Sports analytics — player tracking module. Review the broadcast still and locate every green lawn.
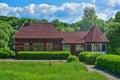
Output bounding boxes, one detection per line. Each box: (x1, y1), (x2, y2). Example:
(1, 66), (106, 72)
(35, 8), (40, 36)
(0, 61), (107, 80)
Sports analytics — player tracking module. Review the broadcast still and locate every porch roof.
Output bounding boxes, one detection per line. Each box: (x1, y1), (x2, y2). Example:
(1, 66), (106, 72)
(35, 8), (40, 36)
(84, 23), (109, 43)
(62, 32), (88, 44)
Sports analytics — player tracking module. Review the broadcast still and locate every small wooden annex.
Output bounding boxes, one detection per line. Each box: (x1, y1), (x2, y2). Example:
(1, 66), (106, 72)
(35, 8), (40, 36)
(13, 21), (109, 55)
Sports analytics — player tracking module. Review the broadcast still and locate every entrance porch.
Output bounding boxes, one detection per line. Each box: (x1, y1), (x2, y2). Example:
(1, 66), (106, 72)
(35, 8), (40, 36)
(62, 43), (107, 55)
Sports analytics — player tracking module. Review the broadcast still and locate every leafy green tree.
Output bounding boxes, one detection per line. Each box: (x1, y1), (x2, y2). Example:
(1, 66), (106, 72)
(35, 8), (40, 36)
(106, 11), (120, 54)
(52, 19), (74, 32)
(72, 7), (106, 32)
(0, 21), (15, 49)
(81, 7), (97, 31)
(115, 11), (120, 22)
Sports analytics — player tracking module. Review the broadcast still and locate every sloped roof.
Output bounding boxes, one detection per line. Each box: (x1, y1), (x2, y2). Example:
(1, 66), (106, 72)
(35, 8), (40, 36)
(13, 22), (63, 39)
(62, 31), (88, 44)
(13, 22), (109, 43)
(85, 23), (109, 43)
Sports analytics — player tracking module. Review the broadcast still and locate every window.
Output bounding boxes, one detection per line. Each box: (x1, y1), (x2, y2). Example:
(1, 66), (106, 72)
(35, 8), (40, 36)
(63, 45), (70, 51)
(93, 44), (100, 51)
(33, 43), (42, 51)
(76, 45), (84, 51)
(47, 43), (52, 51)
(24, 43), (29, 51)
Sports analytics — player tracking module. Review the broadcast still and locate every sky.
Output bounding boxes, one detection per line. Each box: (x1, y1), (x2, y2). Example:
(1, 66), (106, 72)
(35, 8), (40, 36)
(0, 0), (120, 23)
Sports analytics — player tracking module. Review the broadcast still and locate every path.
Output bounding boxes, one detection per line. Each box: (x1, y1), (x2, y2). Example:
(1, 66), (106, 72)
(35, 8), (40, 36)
(86, 64), (120, 80)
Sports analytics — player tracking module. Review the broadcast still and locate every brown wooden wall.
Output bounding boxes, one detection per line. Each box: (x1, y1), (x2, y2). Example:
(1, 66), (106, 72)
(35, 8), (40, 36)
(15, 38), (62, 51)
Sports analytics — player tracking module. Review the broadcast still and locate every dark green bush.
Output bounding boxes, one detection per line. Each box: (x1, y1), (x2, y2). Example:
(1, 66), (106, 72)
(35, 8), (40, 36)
(85, 52), (102, 65)
(67, 55), (79, 62)
(0, 49), (15, 58)
(95, 54), (120, 75)
(78, 51), (90, 62)
(17, 51), (70, 60)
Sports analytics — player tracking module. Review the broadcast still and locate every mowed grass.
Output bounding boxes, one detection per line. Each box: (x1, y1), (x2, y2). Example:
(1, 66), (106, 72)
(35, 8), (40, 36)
(0, 61), (107, 80)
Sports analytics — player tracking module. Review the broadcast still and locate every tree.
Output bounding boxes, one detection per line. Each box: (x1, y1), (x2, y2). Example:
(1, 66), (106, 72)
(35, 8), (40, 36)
(81, 7), (97, 31)
(0, 21), (15, 49)
(115, 11), (120, 22)
(72, 7), (106, 32)
(106, 11), (120, 54)
(51, 19), (74, 32)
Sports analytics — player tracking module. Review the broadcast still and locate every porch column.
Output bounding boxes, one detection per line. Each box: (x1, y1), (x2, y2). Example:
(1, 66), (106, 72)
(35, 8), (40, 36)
(105, 44), (107, 53)
(99, 44), (102, 52)
(30, 41), (33, 51)
(91, 44), (94, 52)
(70, 44), (76, 55)
(43, 42), (47, 51)
(85, 43), (87, 51)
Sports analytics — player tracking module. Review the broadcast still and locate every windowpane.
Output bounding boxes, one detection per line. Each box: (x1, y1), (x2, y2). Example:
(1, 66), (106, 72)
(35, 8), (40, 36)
(47, 43), (52, 51)
(33, 43), (42, 51)
(24, 43), (29, 51)
(76, 45), (84, 51)
(93, 44), (100, 51)
(63, 45), (70, 51)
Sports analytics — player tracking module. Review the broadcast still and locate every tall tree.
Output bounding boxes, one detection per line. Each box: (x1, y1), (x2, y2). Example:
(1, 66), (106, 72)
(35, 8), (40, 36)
(106, 11), (120, 54)
(72, 7), (106, 32)
(115, 11), (120, 22)
(52, 19), (74, 32)
(0, 21), (15, 49)
(81, 7), (97, 31)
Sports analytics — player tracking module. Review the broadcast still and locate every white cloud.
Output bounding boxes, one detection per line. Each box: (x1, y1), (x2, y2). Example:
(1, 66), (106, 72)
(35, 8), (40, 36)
(0, 3), (11, 16)
(95, 0), (120, 7)
(108, 0), (120, 6)
(92, 0), (96, 3)
(97, 13), (107, 20)
(0, 2), (95, 23)
(0, 2), (119, 23)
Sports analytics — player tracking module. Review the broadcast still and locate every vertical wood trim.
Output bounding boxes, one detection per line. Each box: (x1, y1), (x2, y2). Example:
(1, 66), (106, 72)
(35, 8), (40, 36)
(91, 44), (94, 52)
(99, 44), (102, 52)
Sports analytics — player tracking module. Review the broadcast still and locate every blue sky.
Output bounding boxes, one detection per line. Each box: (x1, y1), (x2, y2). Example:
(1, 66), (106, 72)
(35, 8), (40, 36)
(0, 0), (120, 23)
(0, 0), (92, 7)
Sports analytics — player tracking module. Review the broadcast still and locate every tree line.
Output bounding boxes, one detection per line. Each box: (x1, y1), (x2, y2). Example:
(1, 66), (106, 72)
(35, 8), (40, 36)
(0, 7), (120, 54)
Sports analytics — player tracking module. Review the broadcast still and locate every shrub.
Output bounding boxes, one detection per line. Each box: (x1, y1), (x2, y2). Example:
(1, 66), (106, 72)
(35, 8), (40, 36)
(85, 52), (102, 65)
(95, 54), (120, 75)
(0, 51), (9, 58)
(78, 51), (90, 62)
(17, 51), (70, 60)
(0, 49), (15, 58)
(67, 55), (79, 62)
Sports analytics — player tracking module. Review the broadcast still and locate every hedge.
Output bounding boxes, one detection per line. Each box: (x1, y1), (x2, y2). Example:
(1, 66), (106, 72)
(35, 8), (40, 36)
(95, 54), (120, 75)
(0, 49), (15, 58)
(67, 55), (79, 62)
(85, 52), (102, 65)
(78, 51), (91, 62)
(17, 51), (70, 60)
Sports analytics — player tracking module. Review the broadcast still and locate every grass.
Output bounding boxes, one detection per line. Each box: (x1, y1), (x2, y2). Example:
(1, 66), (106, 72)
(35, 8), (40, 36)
(0, 61), (107, 80)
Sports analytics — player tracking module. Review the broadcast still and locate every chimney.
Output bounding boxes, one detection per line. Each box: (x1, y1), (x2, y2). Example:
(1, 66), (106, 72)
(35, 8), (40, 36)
(27, 19), (31, 26)
(23, 19), (31, 27)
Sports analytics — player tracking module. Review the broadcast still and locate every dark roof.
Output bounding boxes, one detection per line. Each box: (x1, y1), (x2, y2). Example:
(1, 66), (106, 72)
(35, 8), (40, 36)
(13, 22), (63, 39)
(62, 31), (88, 44)
(85, 23), (109, 43)
(13, 22), (109, 43)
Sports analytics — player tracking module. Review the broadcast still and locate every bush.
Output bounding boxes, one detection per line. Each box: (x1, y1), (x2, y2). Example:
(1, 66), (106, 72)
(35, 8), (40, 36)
(67, 55), (79, 62)
(95, 54), (120, 75)
(17, 51), (70, 60)
(85, 52), (102, 65)
(0, 51), (9, 58)
(78, 51), (90, 62)
(0, 49), (15, 58)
